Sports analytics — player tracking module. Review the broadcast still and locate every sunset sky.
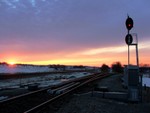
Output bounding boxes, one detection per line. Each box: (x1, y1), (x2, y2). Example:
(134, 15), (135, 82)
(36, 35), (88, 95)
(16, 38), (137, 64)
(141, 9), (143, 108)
(0, 0), (150, 66)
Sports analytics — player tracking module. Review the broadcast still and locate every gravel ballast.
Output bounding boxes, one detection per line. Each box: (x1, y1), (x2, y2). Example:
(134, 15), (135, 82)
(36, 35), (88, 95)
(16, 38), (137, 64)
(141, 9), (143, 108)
(55, 74), (150, 113)
(56, 94), (150, 113)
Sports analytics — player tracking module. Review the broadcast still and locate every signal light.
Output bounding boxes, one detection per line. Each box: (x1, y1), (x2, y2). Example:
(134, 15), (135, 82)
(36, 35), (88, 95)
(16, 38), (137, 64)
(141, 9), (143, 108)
(125, 34), (133, 45)
(126, 16), (133, 31)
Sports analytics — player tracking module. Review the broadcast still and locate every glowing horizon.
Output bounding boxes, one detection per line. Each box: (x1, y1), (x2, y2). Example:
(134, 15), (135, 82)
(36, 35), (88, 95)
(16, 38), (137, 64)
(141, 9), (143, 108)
(2, 40), (150, 67)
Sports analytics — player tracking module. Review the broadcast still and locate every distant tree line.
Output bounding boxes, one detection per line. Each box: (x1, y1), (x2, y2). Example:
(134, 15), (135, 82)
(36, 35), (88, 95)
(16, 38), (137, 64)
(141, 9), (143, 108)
(111, 62), (123, 73)
(0, 62), (9, 65)
(101, 62), (150, 74)
(101, 62), (123, 73)
(101, 64), (110, 73)
(139, 66), (150, 73)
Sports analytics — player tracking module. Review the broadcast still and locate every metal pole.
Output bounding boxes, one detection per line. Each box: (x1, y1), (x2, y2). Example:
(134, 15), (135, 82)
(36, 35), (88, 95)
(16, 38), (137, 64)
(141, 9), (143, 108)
(127, 30), (130, 100)
(128, 30), (130, 65)
(128, 45), (130, 65)
(135, 34), (139, 67)
(136, 45), (139, 66)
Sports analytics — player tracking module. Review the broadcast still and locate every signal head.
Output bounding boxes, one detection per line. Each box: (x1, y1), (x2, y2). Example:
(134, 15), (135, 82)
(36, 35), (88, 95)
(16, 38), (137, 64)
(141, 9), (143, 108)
(126, 16), (133, 31)
(125, 34), (133, 45)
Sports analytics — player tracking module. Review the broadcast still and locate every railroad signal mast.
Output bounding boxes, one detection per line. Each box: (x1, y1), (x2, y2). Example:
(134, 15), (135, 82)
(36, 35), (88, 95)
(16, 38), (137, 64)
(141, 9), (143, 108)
(125, 16), (142, 102)
(125, 16), (135, 65)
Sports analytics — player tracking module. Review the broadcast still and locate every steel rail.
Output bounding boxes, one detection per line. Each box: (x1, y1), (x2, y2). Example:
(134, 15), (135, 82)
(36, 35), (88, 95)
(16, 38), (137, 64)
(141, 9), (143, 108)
(0, 73), (101, 106)
(24, 73), (111, 113)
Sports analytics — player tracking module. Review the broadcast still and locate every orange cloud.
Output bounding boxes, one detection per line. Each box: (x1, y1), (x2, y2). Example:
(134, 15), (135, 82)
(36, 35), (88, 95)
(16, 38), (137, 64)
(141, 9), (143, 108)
(1, 40), (149, 66)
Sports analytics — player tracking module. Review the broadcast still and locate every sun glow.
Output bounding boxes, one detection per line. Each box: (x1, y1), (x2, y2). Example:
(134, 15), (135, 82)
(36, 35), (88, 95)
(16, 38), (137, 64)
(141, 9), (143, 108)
(8, 61), (16, 66)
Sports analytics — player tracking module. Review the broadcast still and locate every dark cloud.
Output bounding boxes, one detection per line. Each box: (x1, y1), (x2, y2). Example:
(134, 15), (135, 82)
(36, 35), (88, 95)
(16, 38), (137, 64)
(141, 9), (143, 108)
(0, 0), (150, 54)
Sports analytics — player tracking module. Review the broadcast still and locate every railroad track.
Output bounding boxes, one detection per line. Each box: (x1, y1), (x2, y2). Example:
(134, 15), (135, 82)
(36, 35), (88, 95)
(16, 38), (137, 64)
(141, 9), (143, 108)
(0, 73), (112, 113)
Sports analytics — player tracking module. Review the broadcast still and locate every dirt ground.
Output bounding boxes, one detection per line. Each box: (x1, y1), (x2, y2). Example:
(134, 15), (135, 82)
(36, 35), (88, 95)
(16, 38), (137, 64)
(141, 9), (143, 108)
(55, 74), (150, 113)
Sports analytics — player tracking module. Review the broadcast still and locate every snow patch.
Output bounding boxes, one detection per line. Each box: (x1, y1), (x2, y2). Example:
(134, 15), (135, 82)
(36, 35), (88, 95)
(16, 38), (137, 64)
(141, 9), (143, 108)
(0, 96), (8, 101)
(0, 65), (54, 74)
(0, 72), (91, 89)
(143, 77), (150, 87)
